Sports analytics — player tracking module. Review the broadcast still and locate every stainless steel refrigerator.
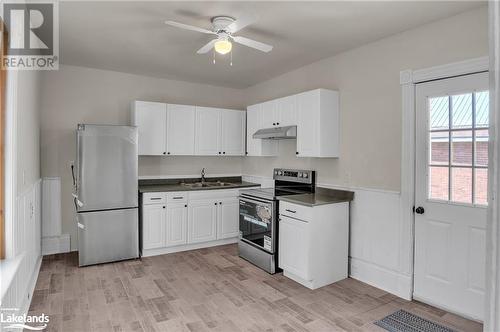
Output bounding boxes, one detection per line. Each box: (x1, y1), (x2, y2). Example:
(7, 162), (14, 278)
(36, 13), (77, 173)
(73, 124), (139, 266)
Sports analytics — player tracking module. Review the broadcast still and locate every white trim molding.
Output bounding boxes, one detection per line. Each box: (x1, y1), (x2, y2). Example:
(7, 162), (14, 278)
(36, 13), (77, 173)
(485, 1), (500, 331)
(400, 56), (489, 305)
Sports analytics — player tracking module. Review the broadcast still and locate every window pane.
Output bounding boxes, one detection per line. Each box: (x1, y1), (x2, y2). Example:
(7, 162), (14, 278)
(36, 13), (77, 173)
(474, 168), (488, 205)
(475, 129), (489, 167)
(475, 91), (489, 128)
(430, 132), (449, 165)
(451, 167), (472, 204)
(452, 93), (472, 129)
(429, 166), (449, 200)
(430, 96), (449, 130)
(451, 130), (472, 166)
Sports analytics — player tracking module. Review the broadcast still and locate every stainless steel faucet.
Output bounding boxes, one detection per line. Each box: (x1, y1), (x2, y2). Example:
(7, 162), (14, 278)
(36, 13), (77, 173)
(201, 168), (206, 183)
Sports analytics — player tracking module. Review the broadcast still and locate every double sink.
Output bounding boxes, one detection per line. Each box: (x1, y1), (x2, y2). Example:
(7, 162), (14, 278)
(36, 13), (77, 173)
(180, 181), (234, 188)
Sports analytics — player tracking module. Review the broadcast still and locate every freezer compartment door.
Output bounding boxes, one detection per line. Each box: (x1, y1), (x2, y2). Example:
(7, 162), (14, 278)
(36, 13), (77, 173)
(78, 208), (139, 266)
(77, 124), (138, 211)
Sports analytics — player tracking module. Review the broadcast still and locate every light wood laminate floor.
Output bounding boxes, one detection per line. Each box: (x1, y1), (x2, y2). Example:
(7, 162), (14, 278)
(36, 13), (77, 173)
(29, 244), (482, 332)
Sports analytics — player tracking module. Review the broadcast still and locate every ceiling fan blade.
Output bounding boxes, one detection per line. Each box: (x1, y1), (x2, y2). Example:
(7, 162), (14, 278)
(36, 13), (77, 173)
(165, 20), (215, 34)
(231, 36), (273, 53)
(226, 15), (257, 34)
(197, 39), (217, 54)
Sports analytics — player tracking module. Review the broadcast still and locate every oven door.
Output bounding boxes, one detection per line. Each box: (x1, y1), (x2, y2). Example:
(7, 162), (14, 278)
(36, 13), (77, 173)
(239, 196), (276, 253)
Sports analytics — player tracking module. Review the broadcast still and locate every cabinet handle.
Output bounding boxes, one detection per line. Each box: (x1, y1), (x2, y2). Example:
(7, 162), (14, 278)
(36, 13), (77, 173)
(173, 196), (184, 200)
(163, 152), (166, 155)
(273, 123), (276, 126)
(219, 202), (222, 205)
(150, 197), (162, 200)
(163, 206), (166, 209)
(167, 152), (171, 155)
(277, 122), (280, 125)
(218, 152), (221, 154)
(223, 152), (226, 154)
(296, 152), (299, 155)
(184, 204), (187, 208)
(214, 202), (217, 205)
(285, 209), (296, 214)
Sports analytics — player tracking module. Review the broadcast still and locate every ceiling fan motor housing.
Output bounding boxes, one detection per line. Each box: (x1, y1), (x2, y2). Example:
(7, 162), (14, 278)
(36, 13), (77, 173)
(211, 16), (235, 33)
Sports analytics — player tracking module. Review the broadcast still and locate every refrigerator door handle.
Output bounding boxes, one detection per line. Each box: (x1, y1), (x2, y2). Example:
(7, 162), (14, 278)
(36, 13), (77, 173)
(72, 193), (84, 207)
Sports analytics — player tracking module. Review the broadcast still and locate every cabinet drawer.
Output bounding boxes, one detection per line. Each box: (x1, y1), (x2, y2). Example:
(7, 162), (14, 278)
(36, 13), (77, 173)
(142, 193), (166, 205)
(167, 192), (188, 203)
(279, 201), (311, 221)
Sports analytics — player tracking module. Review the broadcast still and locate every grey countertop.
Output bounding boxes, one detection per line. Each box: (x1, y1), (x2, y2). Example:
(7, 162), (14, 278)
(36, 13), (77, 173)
(278, 187), (354, 207)
(138, 176), (260, 193)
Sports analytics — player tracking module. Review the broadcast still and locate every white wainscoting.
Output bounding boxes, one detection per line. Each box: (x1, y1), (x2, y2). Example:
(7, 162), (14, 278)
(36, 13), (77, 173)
(41, 177), (70, 255)
(242, 175), (412, 299)
(1, 179), (42, 316)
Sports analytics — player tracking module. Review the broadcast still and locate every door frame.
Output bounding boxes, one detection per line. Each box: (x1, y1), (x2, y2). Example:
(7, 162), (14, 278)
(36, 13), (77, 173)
(399, 56), (489, 302)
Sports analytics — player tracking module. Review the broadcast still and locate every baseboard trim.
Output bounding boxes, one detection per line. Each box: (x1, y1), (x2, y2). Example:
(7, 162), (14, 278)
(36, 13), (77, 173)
(349, 257), (412, 300)
(142, 237), (238, 257)
(19, 255), (42, 316)
(42, 234), (70, 255)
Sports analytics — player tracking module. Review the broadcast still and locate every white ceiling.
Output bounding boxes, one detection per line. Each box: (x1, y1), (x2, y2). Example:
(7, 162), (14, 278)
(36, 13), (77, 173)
(60, 1), (485, 88)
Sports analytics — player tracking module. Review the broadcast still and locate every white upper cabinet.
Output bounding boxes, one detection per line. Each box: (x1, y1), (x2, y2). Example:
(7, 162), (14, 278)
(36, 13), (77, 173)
(166, 104), (195, 155)
(195, 107), (245, 156)
(221, 110), (245, 156)
(275, 95), (297, 127)
(131, 101), (166, 155)
(296, 89), (339, 158)
(133, 101), (245, 157)
(195, 107), (221, 155)
(246, 88), (339, 158)
(246, 104), (278, 157)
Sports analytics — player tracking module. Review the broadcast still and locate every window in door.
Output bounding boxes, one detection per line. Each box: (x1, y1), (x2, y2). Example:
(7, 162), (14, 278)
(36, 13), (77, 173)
(428, 90), (489, 205)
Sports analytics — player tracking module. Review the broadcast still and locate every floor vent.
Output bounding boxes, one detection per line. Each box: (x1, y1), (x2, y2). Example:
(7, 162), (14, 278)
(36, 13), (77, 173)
(374, 309), (456, 332)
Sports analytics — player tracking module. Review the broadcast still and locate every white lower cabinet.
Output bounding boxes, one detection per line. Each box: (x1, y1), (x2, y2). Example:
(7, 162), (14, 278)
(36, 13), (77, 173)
(188, 199), (218, 243)
(141, 189), (243, 256)
(217, 197), (240, 239)
(166, 202), (188, 246)
(142, 204), (166, 250)
(279, 215), (309, 280)
(279, 200), (349, 289)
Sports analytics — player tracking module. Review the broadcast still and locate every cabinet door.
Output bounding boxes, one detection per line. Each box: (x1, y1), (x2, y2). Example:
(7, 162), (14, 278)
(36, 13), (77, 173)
(296, 90), (319, 157)
(166, 104), (195, 155)
(166, 202), (187, 247)
(279, 215), (309, 280)
(132, 101), (166, 155)
(217, 197), (240, 239)
(276, 95), (297, 127)
(261, 100), (277, 127)
(221, 110), (245, 156)
(188, 199), (217, 243)
(142, 204), (166, 249)
(195, 107), (221, 155)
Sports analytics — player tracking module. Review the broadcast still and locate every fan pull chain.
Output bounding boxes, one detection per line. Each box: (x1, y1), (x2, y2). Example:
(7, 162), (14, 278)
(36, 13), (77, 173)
(213, 49), (216, 64)
(230, 50), (233, 66)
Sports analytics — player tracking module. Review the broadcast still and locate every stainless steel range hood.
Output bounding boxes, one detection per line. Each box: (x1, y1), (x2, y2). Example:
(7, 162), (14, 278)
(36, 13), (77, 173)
(253, 125), (297, 139)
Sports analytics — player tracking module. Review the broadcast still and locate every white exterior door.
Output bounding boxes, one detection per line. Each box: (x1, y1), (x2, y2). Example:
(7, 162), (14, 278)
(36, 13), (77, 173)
(142, 204), (166, 249)
(166, 104), (195, 155)
(195, 107), (221, 155)
(221, 110), (245, 156)
(166, 203), (187, 247)
(217, 197), (239, 239)
(414, 72), (489, 320)
(188, 199), (217, 243)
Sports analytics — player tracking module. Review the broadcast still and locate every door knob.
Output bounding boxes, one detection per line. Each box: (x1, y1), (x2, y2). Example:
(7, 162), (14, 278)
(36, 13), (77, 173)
(415, 206), (425, 214)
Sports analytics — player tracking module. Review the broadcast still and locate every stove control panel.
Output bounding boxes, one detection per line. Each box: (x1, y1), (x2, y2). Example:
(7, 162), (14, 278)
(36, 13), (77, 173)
(273, 168), (314, 184)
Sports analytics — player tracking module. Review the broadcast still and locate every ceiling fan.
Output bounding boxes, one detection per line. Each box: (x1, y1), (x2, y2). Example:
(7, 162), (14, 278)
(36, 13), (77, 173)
(165, 16), (273, 56)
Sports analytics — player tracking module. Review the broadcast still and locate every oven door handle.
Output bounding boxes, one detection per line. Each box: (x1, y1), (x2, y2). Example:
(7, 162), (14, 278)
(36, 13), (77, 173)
(239, 196), (274, 206)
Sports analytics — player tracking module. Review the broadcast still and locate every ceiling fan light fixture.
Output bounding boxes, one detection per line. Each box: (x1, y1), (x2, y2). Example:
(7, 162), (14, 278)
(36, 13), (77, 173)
(214, 38), (232, 55)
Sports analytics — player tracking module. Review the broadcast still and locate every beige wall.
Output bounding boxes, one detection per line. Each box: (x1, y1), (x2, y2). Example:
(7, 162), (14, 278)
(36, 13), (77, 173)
(40, 65), (246, 250)
(243, 6), (489, 191)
